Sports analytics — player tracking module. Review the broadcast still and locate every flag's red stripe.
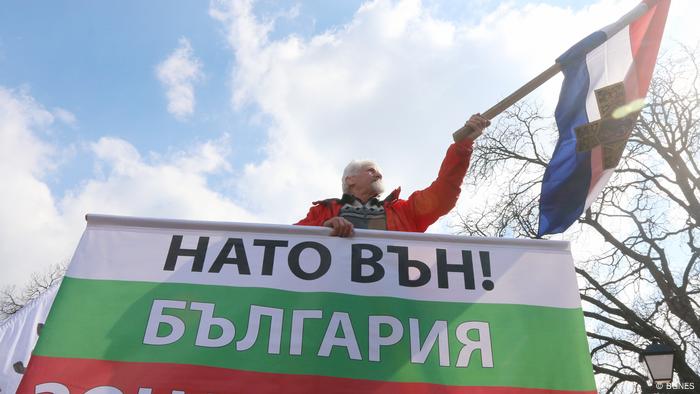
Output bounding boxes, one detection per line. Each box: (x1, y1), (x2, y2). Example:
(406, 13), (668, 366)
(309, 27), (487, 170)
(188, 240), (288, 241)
(626, 0), (670, 99)
(20, 355), (596, 394)
(587, 146), (605, 198)
(587, 0), (670, 201)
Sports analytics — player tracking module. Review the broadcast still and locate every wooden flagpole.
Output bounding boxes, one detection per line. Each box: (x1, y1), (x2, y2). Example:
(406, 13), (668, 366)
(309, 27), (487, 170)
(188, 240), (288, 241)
(453, 63), (561, 142)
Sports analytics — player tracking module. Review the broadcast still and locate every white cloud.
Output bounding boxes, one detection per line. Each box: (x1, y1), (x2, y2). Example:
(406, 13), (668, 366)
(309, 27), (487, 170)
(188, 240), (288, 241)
(52, 107), (77, 126)
(156, 37), (203, 120)
(0, 87), (72, 290)
(665, 0), (700, 45)
(59, 135), (254, 229)
(0, 87), (256, 290)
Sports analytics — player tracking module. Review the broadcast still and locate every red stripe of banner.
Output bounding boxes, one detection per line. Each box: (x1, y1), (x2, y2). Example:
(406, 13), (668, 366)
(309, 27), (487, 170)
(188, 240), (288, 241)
(20, 355), (596, 394)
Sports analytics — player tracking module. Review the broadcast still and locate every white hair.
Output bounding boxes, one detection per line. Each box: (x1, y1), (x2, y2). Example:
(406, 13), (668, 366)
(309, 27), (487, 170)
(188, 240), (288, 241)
(342, 159), (379, 194)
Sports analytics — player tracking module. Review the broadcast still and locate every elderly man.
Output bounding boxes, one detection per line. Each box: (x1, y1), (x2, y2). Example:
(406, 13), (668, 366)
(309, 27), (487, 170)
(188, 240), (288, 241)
(296, 114), (490, 236)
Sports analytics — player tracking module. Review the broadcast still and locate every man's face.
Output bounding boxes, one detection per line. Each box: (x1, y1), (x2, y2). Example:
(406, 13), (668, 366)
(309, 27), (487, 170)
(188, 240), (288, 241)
(349, 164), (384, 197)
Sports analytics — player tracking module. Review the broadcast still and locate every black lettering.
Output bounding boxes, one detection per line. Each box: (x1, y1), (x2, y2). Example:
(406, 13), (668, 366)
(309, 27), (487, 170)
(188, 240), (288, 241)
(387, 245), (430, 287)
(164, 235), (209, 272)
(479, 251), (494, 291)
(253, 239), (289, 275)
(351, 243), (384, 283)
(288, 242), (331, 280)
(436, 249), (475, 289)
(209, 238), (250, 274)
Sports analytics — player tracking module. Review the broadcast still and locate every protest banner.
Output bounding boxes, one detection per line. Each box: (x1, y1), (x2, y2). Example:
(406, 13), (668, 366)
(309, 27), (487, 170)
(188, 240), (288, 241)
(19, 214), (596, 393)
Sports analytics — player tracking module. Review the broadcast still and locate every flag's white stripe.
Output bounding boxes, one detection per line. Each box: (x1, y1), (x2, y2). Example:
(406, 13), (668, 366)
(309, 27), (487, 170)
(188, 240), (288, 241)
(66, 223), (582, 309)
(582, 24), (634, 208)
(584, 25), (634, 122)
(585, 169), (614, 209)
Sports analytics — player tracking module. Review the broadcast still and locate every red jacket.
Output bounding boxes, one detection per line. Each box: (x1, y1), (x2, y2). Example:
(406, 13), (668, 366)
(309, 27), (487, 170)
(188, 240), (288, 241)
(295, 139), (474, 232)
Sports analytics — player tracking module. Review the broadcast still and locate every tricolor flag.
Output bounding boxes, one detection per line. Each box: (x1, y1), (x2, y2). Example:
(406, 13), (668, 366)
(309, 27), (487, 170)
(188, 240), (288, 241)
(537, 0), (671, 237)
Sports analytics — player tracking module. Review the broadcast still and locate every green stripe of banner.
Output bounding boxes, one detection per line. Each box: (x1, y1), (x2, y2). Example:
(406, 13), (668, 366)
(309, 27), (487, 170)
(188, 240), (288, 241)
(37, 277), (595, 391)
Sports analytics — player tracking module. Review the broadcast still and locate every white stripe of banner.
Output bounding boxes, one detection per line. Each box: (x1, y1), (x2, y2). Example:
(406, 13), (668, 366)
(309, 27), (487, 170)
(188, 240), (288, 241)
(66, 215), (582, 309)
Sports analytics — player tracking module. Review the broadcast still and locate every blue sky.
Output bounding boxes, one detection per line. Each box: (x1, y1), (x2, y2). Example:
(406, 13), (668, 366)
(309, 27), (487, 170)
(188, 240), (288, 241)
(1, 0), (698, 290)
(2, 1), (247, 190)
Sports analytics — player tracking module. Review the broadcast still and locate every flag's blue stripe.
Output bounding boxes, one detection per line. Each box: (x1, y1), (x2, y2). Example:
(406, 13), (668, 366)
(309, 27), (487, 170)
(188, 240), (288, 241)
(556, 31), (607, 67)
(537, 54), (593, 237)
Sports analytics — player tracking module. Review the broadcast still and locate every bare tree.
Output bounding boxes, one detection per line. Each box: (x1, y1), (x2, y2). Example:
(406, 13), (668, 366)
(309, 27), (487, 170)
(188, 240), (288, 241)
(456, 45), (700, 393)
(0, 263), (66, 322)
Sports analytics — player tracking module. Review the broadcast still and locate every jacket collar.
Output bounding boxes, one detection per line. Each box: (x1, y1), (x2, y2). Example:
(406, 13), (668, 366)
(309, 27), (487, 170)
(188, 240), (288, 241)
(312, 187), (401, 207)
(382, 187), (401, 204)
(340, 193), (382, 206)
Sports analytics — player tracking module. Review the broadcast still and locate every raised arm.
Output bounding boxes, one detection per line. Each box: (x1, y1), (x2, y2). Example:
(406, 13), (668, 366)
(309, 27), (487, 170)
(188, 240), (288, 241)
(402, 114), (489, 231)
